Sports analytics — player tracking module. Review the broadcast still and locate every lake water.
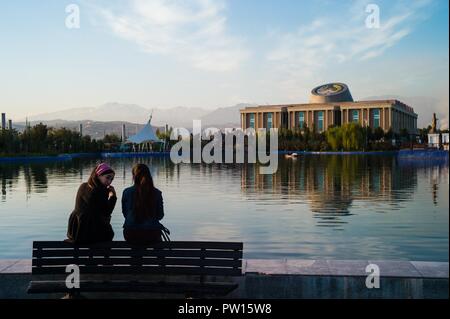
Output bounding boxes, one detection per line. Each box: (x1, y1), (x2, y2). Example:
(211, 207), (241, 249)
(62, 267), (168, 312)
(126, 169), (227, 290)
(0, 155), (448, 261)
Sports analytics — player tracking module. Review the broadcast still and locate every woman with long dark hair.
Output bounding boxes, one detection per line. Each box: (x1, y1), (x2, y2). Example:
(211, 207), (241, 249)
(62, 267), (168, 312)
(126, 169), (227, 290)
(122, 163), (164, 244)
(66, 163), (116, 244)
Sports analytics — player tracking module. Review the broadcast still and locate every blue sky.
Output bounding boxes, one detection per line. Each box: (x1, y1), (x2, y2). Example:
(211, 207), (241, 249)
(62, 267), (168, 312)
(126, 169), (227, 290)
(0, 0), (448, 126)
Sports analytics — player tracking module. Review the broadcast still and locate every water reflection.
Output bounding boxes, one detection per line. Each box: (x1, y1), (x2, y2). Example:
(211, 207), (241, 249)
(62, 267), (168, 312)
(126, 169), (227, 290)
(1, 156), (447, 216)
(1, 161), (84, 200)
(240, 155), (445, 228)
(0, 155), (448, 260)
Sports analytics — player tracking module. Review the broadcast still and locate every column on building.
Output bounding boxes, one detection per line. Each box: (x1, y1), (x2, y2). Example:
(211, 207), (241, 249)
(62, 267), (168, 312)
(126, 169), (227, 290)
(392, 109), (395, 132)
(387, 107), (391, 131)
(401, 111), (404, 131)
(273, 111), (276, 128)
(402, 111), (405, 131)
(393, 108), (396, 132)
(362, 108), (366, 126)
(406, 114), (409, 132)
(405, 112), (407, 131)
(384, 107), (389, 131)
(306, 110), (310, 128)
(260, 112), (264, 129)
(292, 111), (296, 129)
(277, 111), (281, 128)
(305, 110), (309, 128)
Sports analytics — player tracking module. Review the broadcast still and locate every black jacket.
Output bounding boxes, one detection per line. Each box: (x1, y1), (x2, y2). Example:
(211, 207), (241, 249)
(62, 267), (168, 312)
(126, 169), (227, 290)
(66, 182), (116, 244)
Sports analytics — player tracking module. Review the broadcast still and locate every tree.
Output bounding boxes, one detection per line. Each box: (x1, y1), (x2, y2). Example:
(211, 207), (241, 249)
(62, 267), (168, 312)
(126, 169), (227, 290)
(399, 128), (410, 141)
(326, 126), (343, 151)
(102, 134), (121, 144)
(341, 123), (365, 151)
(373, 127), (384, 141)
(384, 128), (394, 140)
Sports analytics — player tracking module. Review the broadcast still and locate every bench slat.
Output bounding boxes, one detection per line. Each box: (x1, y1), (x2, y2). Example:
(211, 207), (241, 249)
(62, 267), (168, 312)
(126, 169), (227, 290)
(34, 249), (242, 260)
(33, 257), (241, 268)
(28, 280), (238, 296)
(34, 241), (243, 250)
(31, 265), (242, 276)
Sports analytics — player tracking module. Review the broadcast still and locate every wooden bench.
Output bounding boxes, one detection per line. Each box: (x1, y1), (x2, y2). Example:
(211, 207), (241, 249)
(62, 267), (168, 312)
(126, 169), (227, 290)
(27, 241), (243, 298)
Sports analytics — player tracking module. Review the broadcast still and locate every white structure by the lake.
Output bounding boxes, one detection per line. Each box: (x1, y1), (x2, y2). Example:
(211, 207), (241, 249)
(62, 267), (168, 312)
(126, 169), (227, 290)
(126, 116), (162, 151)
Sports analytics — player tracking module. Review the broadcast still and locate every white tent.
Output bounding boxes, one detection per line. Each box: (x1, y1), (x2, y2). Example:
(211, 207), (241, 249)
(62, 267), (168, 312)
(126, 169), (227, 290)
(126, 116), (163, 151)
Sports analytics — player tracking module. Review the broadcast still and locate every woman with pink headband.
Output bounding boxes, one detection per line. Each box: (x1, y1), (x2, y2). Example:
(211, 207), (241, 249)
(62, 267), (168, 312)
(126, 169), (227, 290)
(66, 163), (117, 244)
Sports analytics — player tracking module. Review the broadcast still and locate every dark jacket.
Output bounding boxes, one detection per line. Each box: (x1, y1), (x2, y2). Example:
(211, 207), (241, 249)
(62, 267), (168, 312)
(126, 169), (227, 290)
(122, 186), (164, 230)
(66, 182), (116, 244)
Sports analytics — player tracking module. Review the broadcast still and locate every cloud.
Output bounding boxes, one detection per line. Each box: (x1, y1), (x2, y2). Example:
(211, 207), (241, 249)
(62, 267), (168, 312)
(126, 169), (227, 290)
(265, 0), (434, 95)
(97, 0), (250, 72)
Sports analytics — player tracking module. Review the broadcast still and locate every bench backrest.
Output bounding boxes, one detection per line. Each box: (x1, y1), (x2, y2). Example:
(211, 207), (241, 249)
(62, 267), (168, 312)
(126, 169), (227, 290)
(32, 241), (243, 276)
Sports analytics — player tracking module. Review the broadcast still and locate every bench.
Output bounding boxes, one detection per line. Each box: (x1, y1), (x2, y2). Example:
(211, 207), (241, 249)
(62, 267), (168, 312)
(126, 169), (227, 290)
(27, 241), (243, 298)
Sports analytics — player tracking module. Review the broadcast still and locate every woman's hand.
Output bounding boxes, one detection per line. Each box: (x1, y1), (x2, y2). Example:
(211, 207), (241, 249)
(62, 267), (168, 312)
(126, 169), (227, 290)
(108, 186), (116, 199)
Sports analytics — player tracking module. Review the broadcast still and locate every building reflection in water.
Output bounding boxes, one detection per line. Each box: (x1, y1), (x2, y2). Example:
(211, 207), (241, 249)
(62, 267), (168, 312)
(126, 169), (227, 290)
(1, 155), (448, 229)
(241, 155), (425, 228)
(397, 156), (449, 207)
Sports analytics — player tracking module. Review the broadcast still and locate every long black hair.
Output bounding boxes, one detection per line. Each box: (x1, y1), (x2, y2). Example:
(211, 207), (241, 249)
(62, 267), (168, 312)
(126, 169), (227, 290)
(132, 164), (157, 221)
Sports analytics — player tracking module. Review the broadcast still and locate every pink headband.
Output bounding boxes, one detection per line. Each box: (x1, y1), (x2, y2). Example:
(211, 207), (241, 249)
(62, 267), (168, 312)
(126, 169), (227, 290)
(95, 163), (113, 176)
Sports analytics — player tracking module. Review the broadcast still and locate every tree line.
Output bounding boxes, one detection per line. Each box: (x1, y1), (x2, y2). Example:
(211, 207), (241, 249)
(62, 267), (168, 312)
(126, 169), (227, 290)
(1, 122), (444, 156)
(0, 123), (104, 156)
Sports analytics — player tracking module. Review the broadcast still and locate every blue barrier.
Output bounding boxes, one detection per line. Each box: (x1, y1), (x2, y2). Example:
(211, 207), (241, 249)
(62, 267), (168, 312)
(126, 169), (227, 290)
(397, 149), (449, 158)
(2, 150), (447, 163)
(0, 152), (169, 163)
(101, 152), (170, 158)
(0, 156), (70, 163)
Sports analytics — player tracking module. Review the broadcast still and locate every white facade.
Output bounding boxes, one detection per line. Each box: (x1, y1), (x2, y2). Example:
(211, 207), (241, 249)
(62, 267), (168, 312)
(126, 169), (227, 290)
(442, 133), (449, 144)
(428, 134), (440, 148)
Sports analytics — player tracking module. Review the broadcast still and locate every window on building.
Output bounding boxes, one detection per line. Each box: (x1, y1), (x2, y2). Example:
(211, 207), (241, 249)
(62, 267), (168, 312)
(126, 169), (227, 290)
(249, 113), (255, 128)
(373, 109), (380, 128)
(298, 112), (305, 129)
(267, 113), (273, 129)
(317, 111), (324, 131)
(352, 110), (359, 123)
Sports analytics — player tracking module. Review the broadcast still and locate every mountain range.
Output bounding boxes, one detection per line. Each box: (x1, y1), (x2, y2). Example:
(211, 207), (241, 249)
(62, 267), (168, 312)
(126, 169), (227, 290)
(24, 103), (254, 129)
(14, 103), (255, 139)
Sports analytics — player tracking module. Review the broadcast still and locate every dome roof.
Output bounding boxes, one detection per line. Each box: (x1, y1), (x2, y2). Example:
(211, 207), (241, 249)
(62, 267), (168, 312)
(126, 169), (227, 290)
(309, 83), (354, 103)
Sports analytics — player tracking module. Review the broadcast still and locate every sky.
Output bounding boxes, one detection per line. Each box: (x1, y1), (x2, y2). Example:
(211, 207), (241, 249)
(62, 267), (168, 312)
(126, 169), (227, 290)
(0, 0), (448, 127)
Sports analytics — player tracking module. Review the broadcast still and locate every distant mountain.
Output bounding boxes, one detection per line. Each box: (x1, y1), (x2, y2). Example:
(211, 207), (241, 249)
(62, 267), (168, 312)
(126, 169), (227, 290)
(24, 102), (255, 129)
(200, 103), (256, 128)
(361, 95), (447, 129)
(26, 103), (208, 128)
(154, 106), (209, 127)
